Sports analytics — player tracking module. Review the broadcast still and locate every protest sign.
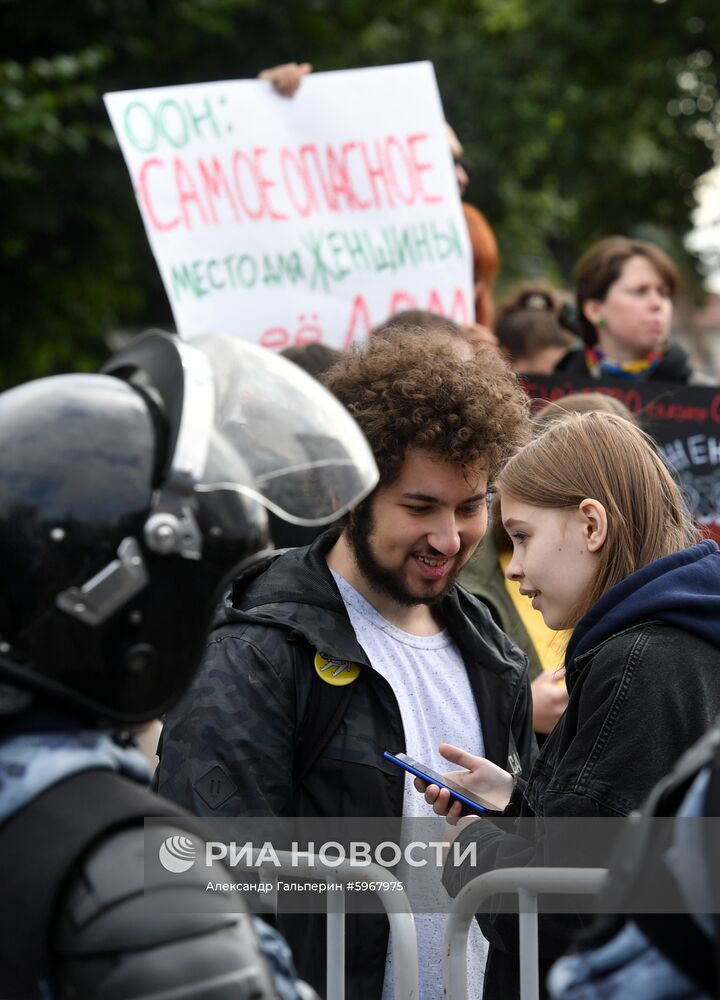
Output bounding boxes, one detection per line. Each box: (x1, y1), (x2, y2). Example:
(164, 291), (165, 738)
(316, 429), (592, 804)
(104, 63), (471, 350)
(523, 376), (720, 543)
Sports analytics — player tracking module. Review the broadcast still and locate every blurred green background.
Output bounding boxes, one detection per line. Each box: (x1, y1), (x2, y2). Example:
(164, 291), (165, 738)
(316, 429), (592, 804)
(2, 0), (719, 387)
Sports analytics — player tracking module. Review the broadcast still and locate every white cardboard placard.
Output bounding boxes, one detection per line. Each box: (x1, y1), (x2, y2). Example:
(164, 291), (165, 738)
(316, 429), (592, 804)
(105, 62), (472, 349)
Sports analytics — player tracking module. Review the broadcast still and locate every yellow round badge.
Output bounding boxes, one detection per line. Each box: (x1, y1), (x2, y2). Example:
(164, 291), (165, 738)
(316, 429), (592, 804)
(314, 652), (361, 686)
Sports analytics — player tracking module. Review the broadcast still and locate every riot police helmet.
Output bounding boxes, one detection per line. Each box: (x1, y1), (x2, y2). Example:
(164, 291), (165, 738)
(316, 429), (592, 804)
(0, 331), (376, 724)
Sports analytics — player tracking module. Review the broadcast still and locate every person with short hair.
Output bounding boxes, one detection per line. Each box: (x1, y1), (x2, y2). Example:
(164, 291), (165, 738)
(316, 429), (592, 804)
(494, 285), (576, 375)
(371, 308), (479, 358)
(371, 308), (467, 340)
(373, 306), (498, 354)
(556, 236), (695, 382)
(531, 390), (639, 424)
(281, 341), (342, 379)
(156, 331), (536, 1000)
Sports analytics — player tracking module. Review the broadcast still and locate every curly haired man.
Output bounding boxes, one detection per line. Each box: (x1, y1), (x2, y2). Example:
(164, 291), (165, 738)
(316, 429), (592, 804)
(156, 331), (535, 1000)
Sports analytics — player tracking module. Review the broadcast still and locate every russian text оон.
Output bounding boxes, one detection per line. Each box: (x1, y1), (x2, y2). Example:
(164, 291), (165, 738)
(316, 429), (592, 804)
(136, 134), (444, 231)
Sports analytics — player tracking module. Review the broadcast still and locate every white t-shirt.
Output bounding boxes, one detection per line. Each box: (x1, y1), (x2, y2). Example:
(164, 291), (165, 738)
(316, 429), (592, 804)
(332, 572), (488, 1000)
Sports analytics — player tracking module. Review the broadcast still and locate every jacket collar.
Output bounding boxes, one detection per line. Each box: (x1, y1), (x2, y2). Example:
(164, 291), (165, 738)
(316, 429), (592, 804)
(555, 341), (691, 383)
(227, 531), (531, 773)
(227, 529), (524, 676)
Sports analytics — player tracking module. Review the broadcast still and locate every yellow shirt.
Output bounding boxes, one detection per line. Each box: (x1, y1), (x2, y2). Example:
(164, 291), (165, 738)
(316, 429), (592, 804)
(498, 551), (570, 672)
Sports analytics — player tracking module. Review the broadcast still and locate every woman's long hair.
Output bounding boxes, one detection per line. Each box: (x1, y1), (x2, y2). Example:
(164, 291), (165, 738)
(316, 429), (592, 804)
(495, 411), (697, 624)
(463, 203), (499, 327)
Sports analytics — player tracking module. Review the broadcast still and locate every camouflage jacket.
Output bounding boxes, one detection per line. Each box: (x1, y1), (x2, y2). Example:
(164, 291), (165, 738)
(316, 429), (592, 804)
(156, 528), (535, 999)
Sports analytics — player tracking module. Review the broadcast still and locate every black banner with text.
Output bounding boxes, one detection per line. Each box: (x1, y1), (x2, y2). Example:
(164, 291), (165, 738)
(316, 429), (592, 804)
(521, 376), (720, 544)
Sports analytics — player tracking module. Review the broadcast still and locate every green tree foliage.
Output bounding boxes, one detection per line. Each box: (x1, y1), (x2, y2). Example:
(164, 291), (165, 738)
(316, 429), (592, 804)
(2, 0), (718, 386)
(438, 0), (720, 285)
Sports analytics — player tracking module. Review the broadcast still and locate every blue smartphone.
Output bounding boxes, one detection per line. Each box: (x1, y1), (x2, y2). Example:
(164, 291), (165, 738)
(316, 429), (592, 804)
(383, 750), (503, 816)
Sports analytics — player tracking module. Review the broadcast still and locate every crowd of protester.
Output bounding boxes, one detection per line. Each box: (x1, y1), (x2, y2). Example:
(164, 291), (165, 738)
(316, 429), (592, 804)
(2, 57), (720, 1000)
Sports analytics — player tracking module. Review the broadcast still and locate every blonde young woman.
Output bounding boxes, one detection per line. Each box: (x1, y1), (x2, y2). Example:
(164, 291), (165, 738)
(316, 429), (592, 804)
(417, 412), (720, 999)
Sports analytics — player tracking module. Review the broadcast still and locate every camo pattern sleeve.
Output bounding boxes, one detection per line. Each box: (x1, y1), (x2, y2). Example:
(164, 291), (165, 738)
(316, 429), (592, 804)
(155, 626), (301, 817)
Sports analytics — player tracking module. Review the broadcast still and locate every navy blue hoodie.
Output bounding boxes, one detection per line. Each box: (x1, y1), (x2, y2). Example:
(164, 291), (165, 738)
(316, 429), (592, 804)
(566, 539), (720, 666)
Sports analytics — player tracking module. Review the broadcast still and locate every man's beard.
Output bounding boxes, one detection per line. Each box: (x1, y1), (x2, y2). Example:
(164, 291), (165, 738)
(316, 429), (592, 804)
(345, 498), (466, 608)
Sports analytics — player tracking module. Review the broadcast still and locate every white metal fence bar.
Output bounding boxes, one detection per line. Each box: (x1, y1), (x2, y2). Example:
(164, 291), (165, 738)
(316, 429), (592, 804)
(517, 888), (539, 1000)
(443, 867), (608, 1000)
(326, 885), (346, 1000)
(244, 850), (418, 1000)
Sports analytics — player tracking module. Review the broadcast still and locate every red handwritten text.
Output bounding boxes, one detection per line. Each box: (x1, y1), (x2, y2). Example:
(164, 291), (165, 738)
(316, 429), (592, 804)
(136, 134), (444, 231)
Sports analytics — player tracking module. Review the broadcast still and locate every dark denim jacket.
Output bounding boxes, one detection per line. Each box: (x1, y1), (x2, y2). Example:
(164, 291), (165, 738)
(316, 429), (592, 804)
(445, 620), (720, 1000)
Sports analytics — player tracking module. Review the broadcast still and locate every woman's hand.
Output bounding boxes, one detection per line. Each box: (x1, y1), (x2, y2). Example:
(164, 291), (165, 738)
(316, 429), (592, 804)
(413, 743), (514, 819)
(531, 669), (568, 735)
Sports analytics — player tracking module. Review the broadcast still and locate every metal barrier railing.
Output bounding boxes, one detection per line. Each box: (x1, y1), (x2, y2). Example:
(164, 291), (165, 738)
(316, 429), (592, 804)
(248, 850), (418, 1000)
(443, 867), (608, 1000)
